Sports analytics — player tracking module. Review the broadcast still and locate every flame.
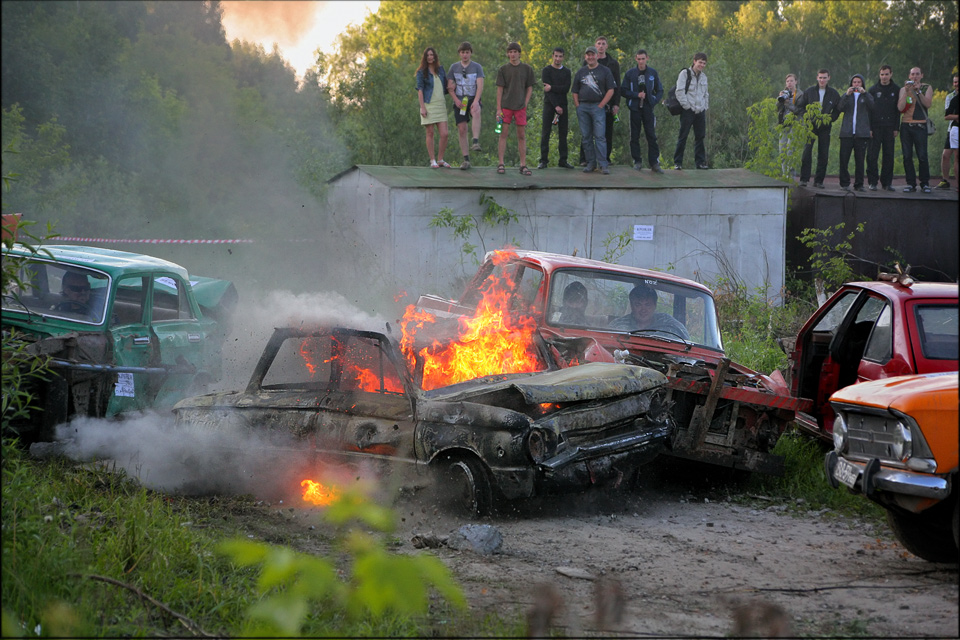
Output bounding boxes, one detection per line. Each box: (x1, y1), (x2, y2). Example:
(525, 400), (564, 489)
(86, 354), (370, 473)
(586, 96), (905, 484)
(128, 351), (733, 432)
(301, 478), (341, 506)
(400, 249), (544, 390)
(298, 335), (404, 393)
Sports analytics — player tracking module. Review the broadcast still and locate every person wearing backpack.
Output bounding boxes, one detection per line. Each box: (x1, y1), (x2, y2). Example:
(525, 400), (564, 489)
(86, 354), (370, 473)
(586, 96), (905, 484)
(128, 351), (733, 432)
(673, 52), (709, 170)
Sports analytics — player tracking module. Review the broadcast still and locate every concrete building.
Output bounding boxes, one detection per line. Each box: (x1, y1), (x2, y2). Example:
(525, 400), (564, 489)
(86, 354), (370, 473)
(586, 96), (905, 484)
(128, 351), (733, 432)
(324, 165), (790, 300)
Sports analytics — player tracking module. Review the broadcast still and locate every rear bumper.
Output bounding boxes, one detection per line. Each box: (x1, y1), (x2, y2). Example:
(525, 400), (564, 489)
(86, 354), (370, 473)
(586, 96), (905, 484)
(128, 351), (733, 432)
(825, 451), (951, 500)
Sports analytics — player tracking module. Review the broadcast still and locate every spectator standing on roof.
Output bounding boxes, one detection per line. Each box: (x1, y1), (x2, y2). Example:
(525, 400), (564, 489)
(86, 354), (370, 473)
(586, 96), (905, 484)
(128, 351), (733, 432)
(944, 73), (959, 192)
(572, 44), (616, 175)
(447, 41), (485, 170)
(538, 47), (574, 169)
(495, 42), (536, 177)
(796, 69), (841, 188)
(897, 66), (934, 193)
(836, 74), (874, 192)
(866, 65), (901, 191)
(622, 49), (664, 173)
(936, 72), (959, 189)
(579, 36), (620, 166)
(776, 73), (801, 176)
(673, 52), (709, 170)
(416, 47), (450, 169)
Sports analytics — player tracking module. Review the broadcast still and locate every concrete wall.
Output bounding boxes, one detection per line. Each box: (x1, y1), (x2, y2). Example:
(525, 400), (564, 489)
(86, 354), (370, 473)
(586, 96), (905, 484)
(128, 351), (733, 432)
(327, 168), (788, 301)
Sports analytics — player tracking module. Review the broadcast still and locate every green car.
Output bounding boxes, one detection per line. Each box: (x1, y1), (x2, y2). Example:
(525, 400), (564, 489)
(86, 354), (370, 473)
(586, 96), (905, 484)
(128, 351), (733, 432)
(2, 244), (236, 442)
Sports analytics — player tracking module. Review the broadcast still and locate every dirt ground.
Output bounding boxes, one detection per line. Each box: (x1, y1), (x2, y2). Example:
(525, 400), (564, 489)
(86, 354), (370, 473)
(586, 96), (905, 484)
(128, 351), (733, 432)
(224, 475), (959, 638)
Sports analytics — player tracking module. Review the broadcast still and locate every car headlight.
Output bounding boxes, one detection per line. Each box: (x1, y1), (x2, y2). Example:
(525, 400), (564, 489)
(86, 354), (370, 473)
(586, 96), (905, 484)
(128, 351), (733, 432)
(527, 429), (547, 463)
(832, 413), (847, 453)
(889, 420), (912, 462)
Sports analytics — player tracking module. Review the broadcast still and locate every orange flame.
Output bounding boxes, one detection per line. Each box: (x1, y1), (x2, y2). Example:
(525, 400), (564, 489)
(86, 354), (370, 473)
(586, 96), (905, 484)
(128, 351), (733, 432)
(400, 249), (544, 390)
(301, 478), (341, 506)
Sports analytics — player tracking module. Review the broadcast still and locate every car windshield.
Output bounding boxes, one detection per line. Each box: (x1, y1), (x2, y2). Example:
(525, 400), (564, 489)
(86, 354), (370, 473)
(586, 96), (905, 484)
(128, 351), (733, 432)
(545, 268), (723, 350)
(2, 259), (109, 325)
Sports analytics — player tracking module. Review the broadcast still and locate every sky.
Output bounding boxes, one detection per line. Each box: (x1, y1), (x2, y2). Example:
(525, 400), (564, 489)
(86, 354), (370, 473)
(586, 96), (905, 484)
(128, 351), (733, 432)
(220, 1), (380, 78)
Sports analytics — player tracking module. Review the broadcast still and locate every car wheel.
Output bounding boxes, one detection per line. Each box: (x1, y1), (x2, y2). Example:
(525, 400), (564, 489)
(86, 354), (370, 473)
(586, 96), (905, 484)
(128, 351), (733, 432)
(886, 504), (957, 562)
(437, 454), (494, 517)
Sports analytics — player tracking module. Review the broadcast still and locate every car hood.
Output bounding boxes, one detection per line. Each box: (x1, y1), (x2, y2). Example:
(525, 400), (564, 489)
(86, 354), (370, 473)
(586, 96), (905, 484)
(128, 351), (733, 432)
(830, 372), (959, 410)
(427, 362), (667, 404)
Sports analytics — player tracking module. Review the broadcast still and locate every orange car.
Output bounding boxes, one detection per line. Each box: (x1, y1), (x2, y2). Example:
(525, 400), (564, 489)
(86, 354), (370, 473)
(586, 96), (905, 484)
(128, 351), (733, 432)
(825, 372), (958, 562)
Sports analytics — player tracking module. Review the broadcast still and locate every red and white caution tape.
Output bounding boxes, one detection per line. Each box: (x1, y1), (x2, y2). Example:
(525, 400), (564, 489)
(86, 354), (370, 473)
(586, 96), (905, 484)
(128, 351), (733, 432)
(56, 237), (255, 244)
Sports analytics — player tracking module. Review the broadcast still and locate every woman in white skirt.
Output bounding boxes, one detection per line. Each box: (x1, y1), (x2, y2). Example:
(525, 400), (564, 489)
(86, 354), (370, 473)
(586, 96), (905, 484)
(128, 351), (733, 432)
(416, 47), (450, 168)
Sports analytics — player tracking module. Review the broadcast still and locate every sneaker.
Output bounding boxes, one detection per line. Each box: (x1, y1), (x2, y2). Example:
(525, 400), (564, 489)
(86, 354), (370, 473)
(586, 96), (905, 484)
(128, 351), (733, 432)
(868, 184), (877, 191)
(471, 140), (482, 152)
(903, 185), (917, 192)
(537, 161), (548, 169)
(696, 163), (709, 170)
(840, 185), (851, 191)
(651, 164), (664, 174)
(921, 185), (932, 193)
(582, 164), (596, 173)
(674, 164), (683, 170)
(884, 186), (895, 192)
(798, 181), (808, 187)
(855, 186), (866, 192)
(633, 161), (642, 170)
(559, 161), (576, 169)
(601, 166), (610, 175)
(460, 160), (470, 170)
(935, 180), (950, 189)
(813, 182), (824, 188)
(579, 161), (588, 167)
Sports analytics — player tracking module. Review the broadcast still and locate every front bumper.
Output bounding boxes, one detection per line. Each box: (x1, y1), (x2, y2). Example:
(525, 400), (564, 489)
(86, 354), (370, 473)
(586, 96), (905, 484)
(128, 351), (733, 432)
(825, 451), (951, 500)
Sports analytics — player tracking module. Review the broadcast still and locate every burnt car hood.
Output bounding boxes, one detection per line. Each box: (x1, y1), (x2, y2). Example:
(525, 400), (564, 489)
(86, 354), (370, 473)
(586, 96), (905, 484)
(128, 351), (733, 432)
(425, 362), (667, 405)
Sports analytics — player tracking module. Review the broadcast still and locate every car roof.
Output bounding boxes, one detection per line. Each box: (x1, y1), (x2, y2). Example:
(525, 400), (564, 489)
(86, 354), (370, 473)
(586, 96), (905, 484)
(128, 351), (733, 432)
(499, 249), (714, 295)
(842, 280), (958, 301)
(5, 244), (190, 278)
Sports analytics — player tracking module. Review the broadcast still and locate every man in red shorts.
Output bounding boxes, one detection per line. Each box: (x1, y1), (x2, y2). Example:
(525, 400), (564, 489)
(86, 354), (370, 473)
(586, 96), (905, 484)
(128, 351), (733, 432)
(496, 42), (536, 176)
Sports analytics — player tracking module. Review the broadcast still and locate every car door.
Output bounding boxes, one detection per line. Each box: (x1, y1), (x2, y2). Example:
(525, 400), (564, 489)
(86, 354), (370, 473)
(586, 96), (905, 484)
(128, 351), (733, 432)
(149, 274), (213, 406)
(107, 275), (160, 414)
(320, 331), (416, 464)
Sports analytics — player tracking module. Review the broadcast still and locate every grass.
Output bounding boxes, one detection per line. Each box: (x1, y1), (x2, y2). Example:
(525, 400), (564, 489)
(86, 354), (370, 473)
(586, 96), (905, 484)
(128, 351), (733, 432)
(0, 440), (473, 637)
(747, 428), (886, 522)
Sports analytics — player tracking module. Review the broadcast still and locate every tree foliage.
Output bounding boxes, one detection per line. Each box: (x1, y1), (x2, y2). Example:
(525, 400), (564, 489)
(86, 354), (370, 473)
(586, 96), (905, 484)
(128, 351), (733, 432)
(1, 0), (956, 236)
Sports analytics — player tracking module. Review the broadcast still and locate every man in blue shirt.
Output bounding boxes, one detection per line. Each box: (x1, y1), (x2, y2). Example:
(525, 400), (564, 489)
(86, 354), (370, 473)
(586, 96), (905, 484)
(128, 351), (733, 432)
(622, 49), (664, 173)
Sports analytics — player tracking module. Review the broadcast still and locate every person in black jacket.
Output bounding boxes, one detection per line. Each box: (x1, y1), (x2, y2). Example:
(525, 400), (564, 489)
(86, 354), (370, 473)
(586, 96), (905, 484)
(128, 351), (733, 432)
(866, 65), (901, 191)
(796, 69), (841, 188)
(579, 36), (620, 166)
(538, 47), (573, 169)
(837, 74), (874, 191)
(622, 49), (664, 172)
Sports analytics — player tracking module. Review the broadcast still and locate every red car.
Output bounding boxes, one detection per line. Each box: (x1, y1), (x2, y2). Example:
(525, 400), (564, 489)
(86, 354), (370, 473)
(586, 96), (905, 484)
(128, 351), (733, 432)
(418, 250), (810, 476)
(787, 279), (958, 441)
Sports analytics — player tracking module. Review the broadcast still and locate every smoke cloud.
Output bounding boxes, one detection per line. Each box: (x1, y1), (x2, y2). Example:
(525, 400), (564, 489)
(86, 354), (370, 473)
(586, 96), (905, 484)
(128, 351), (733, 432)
(48, 289), (402, 504)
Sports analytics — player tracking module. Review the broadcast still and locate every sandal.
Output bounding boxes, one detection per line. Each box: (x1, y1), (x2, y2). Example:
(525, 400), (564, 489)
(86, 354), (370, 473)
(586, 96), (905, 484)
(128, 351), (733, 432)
(438, 160), (451, 168)
(496, 164), (505, 174)
(519, 165), (532, 176)
(430, 160), (439, 168)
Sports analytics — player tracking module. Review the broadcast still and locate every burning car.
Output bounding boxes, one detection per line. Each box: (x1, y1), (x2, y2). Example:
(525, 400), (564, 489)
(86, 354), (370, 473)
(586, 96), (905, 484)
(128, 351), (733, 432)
(2, 243), (235, 442)
(173, 272), (673, 515)
(825, 372), (958, 562)
(417, 250), (810, 476)
(786, 277), (958, 441)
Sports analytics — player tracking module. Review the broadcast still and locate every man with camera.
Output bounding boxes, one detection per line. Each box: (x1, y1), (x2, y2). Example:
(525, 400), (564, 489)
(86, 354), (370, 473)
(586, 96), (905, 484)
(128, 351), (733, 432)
(622, 49), (664, 173)
(796, 69), (841, 188)
(865, 65), (901, 191)
(837, 74), (874, 191)
(897, 67), (934, 193)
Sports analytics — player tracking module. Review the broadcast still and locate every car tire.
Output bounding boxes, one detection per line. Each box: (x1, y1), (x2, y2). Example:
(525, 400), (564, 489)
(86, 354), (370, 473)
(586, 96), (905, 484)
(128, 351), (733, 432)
(437, 454), (494, 517)
(885, 503), (957, 562)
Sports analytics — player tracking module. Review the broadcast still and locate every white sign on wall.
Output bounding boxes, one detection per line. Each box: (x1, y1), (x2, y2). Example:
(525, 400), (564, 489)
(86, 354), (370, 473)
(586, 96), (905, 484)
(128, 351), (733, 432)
(633, 225), (654, 241)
